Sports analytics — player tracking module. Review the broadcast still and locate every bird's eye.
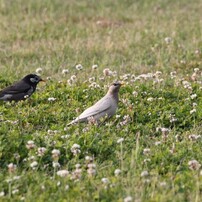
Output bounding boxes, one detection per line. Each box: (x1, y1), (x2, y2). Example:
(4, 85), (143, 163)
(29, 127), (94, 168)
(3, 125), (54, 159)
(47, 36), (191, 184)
(30, 77), (38, 83)
(113, 83), (118, 86)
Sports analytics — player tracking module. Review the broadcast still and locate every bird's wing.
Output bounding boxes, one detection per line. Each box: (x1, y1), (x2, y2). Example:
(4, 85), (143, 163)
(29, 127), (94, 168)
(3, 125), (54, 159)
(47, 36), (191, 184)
(77, 96), (112, 120)
(0, 80), (30, 95)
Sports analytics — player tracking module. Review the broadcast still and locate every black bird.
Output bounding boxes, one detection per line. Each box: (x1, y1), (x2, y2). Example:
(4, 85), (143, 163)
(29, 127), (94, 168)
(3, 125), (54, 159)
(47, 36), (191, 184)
(0, 74), (45, 101)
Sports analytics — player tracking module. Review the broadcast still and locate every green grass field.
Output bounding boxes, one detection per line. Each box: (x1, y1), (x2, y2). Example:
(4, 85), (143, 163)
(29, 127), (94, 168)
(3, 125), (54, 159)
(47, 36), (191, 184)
(0, 0), (202, 201)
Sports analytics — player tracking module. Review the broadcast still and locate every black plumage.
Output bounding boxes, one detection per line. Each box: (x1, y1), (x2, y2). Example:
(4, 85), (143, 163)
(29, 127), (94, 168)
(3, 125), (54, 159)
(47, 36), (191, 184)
(0, 74), (44, 101)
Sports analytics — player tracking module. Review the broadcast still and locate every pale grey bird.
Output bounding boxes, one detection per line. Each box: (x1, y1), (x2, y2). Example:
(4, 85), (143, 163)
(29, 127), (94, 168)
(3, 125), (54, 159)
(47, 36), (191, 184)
(67, 81), (123, 125)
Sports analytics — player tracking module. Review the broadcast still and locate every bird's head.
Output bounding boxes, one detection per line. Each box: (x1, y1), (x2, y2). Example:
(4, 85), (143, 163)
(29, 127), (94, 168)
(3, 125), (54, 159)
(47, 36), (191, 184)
(108, 81), (124, 95)
(23, 74), (45, 85)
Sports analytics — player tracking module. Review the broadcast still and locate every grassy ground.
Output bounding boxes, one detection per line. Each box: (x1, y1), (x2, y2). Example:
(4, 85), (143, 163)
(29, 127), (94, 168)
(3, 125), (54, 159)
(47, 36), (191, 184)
(0, 0), (202, 201)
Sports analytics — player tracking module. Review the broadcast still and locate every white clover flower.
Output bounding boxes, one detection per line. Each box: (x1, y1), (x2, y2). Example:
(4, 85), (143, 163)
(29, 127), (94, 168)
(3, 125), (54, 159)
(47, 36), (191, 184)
(48, 97), (56, 102)
(52, 149), (60, 160)
(13, 176), (21, 180)
(188, 160), (201, 170)
(26, 140), (35, 150)
(52, 162), (60, 168)
(57, 170), (69, 177)
(0, 191), (5, 197)
(159, 181), (167, 187)
(89, 82), (100, 89)
(101, 178), (109, 184)
(65, 185), (69, 190)
(52, 149), (60, 156)
(124, 196), (133, 202)
(117, 138), (124, 144)
(87, 163), (96, 177)
(141, 170), (149, 177)
(71, 167), (82, 180)
(30, 161), (38, 169)
(8, 163), (16, 173)
(170, 71), (176, 79)
(164, 37), (172, 44)
(188, 134), (201, 141)
(36, 67), (43, 74)
(193, 103), (197, 107)
(103, 68), (112, 76)
(12, 189), (19, 195)
(88, 77), (95, 83)
(37, 147), (47, 157)
(195, 49), (200, 55)
(114, 169), (121, 176)
(190, 94), (197, 99)
(75, 64), (83, 70)
(190, 109), (196, 114)
(85, 156), (93, 162)
(147, 97), (154, 102)
(57, 181), (61, 186)
(143, 158), (151, 163)
(132, 91), (138, 97)
(155, 141), (162, 146)
(143, 148), (151, 155)
(92, 64), (98, 70)
(71, 75), (77, 81)
(71, 144), (81, 156)
(62, 69), (69, 74)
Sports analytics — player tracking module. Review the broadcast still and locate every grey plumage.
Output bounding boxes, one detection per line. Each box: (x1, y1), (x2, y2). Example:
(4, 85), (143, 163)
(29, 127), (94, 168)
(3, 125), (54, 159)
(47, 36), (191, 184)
(67, 81), (123, 125)
(0, 74), (44, 101)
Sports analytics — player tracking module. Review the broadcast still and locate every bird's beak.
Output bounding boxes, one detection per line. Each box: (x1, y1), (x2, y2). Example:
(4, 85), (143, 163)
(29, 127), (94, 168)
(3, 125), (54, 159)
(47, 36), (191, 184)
(120, 81), (125, 86)
(40, 79), (46, 82)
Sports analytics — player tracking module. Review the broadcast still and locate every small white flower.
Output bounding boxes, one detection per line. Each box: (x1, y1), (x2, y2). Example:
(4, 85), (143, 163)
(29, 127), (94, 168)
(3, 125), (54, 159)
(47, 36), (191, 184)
(164, 37), (172, 44)
(30, 161), (38, 169)
(75, 64), (83, 70)
(143, 148), (150, 155)
(37, 147), (47, 156)
(57, 181), (61, 186)
(12, 189), (19, 195)
(65, 185), (69, 190)
(147, 97), (154, 102)
(101, 178), (109, 184)
(117, 138), (124, 144)
(62, 69), (69, 74)
(13, 176), (21, 180)
(8, 163), (16, 173)
(70, 75), (77, 81)
(26, 140), (35, 149)
(103, 68), (112, 76)
(57, 170), (69, 177)
(188, 160), (201, 170)
(190, 94), (197, 99)
(36, 68), (43, 74)
(155, 141), (162, 146)
(141, 170), (149, 177)
(52, 149), (60, 156)
(71, 144), (81, 156)
(159, 181), (167, 187)
(85, 156), (93, 162)
(114, 169), (121, 176)
(92, 64), (98, 70)
(132, 91), (138, 97)
(48, 97), (56, 102)
(188, 134), (201, 141)
(190, 109), (196, 114)
(124, 196), (133, 202)
(52, 162), (60, 168)
(0, 191), (5, 197)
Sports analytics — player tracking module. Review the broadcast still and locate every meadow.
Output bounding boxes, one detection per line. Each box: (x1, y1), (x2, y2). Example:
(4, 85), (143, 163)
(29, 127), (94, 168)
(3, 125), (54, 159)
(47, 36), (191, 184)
(0, 0), (202, 201)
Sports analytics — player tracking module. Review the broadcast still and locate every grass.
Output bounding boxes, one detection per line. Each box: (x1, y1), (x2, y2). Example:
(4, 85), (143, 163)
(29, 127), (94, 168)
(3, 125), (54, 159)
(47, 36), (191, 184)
(0, 0), (202, 201)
